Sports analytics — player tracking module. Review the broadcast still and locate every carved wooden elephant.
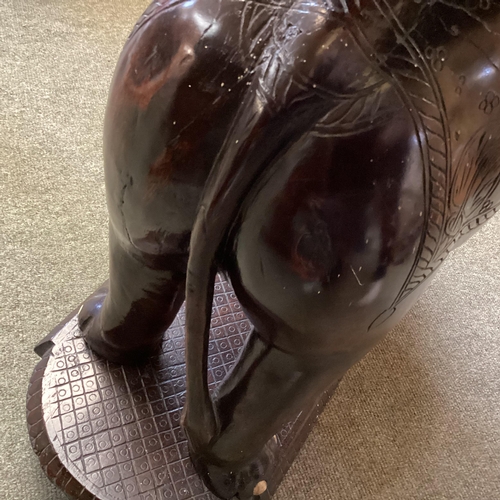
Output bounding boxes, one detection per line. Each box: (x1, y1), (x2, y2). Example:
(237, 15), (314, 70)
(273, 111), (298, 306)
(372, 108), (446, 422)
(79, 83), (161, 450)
(79, 0), (500, 498)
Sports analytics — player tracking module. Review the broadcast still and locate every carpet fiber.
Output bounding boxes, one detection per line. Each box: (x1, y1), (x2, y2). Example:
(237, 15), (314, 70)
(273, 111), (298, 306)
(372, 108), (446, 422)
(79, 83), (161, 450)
(1, 1), (499, 499)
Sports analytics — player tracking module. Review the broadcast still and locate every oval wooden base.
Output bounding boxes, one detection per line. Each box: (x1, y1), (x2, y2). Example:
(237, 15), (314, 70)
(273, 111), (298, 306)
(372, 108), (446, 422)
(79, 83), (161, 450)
(27, 276), (337, 500)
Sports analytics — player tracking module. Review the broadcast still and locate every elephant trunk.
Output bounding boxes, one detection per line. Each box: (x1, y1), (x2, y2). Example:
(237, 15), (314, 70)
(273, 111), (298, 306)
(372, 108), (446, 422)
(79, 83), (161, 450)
(181, 78), (333, 459)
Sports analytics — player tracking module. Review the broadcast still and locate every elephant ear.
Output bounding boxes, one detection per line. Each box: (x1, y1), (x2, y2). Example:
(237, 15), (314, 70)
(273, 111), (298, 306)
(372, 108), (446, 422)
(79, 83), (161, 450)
(117, 0), (218, 109)
(122, 12), (198, 109)
(127, 0), (177, 41)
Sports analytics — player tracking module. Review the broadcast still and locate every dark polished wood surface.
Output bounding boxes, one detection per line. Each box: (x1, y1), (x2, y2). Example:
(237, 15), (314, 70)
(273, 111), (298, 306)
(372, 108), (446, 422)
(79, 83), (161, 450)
(29, 1), (500, 499)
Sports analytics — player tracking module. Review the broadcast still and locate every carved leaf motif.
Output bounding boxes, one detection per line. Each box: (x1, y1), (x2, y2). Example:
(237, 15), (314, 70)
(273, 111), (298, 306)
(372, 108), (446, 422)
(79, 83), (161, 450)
(447, 127), (500, 238)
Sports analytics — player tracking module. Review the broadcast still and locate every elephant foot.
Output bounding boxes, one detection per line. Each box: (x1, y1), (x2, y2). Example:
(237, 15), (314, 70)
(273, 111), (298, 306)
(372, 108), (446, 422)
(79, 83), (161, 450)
(78, 284), (160, 365)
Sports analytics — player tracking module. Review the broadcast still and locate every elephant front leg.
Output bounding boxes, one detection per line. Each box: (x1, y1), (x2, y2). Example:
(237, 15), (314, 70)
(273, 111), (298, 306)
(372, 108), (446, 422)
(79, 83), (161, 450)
(78, 226), (187, 364)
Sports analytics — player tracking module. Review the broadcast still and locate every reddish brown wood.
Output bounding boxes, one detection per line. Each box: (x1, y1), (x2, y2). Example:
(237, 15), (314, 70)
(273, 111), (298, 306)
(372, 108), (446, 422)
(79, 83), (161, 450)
(28, 276), (338, 500)
(28, 1), (500, 498)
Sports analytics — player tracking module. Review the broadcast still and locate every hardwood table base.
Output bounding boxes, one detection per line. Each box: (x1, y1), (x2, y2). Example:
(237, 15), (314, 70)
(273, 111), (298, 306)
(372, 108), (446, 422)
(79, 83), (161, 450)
(27, 276), (337, 500)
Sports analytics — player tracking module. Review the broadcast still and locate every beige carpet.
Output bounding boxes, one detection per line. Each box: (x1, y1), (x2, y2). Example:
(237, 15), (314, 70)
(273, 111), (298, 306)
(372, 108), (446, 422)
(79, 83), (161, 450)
(1, 1), (499, 499)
